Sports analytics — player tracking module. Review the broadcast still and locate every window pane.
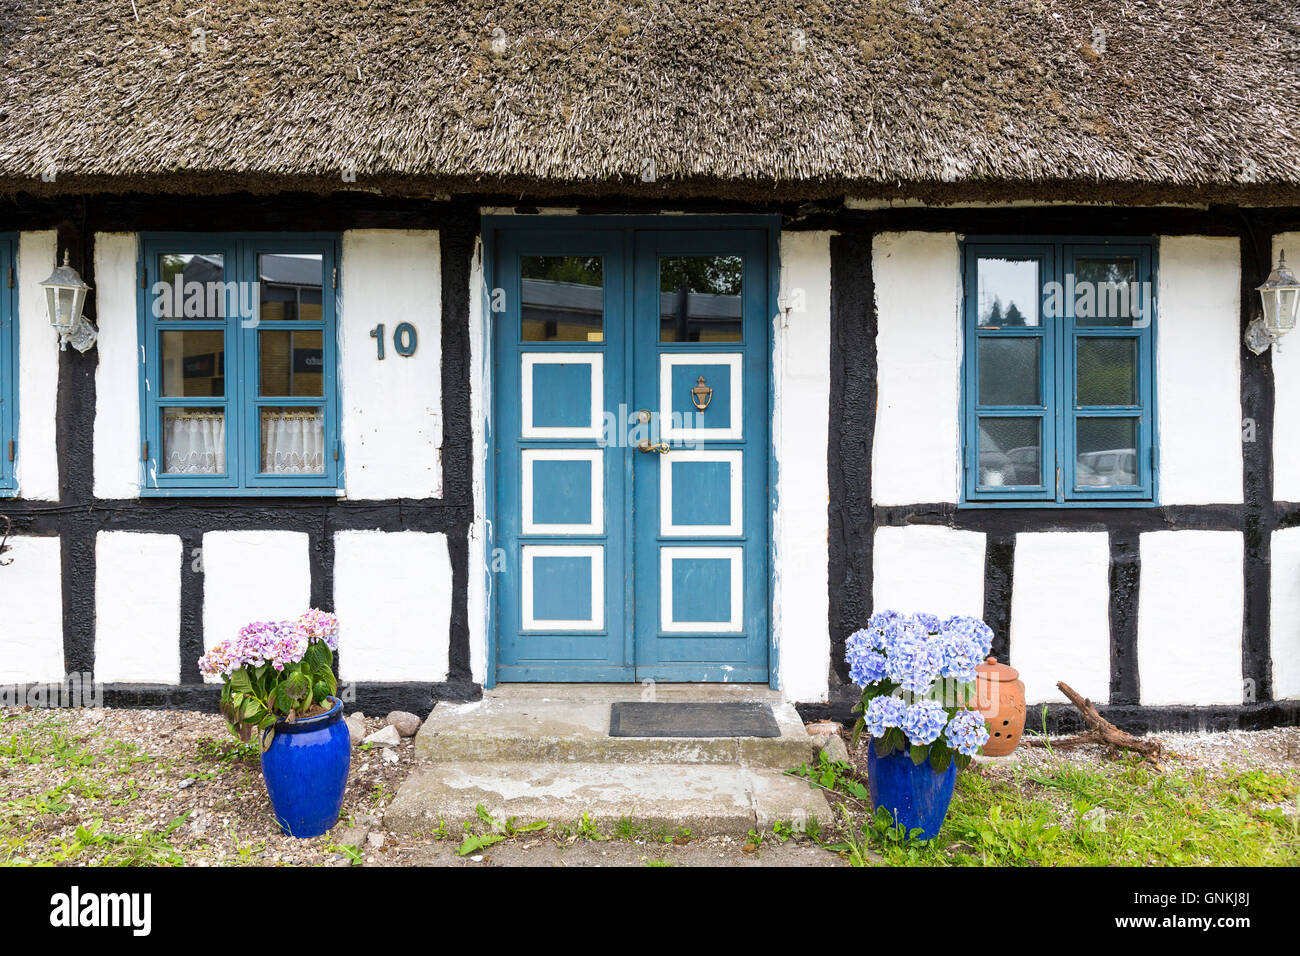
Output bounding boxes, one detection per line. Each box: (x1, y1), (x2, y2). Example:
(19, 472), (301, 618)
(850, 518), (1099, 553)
(978, 418), (1041, 487)
(659, 255), (743, 342)
(261, 408), (326, 474)
(162, 407), (225, 474)
(258, 254), (324, 322)
(160, 330), (225, 397)
(1072, 257), (1145, 327)
(259, 329), (325, 397)
(978, 337), (1040, 405)
(521, 256), (603, 342)
(976, 258), (1039, 327)
(1077, 338), (1137, 406)
(1076, 418), (1138, 488)
(155, 254), (225, 319)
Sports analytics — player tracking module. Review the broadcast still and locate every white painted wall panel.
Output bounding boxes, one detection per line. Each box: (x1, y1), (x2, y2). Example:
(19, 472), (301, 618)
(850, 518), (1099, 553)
(1138, 530), (1243, 705)
(774, 231), (832, 702)
(0, 536), (64, 682)
(340, 230), (442, 499)
(1010, 532), (1111, 704)
(871, 232), (961, 505)
(468, 238), (489, 684)
(1269, 527), (1300, 700)
(201, 531), (311, 677)
(1156, 236), (1243, 504)
(16, 231), (59, 500)
(95, 532), (180, 683)
(1271, 232), (1300, 502)
(873, 525), (985, 617)
(93, 233), (141, 498)
(334, 530), (452, 682)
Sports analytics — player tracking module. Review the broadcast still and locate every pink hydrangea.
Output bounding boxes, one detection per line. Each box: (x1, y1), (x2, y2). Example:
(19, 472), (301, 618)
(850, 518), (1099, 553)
(297, 608), (340, 650)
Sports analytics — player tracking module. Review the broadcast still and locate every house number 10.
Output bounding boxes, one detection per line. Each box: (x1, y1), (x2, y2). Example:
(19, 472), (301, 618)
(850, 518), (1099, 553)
(369, 322), (418, 359)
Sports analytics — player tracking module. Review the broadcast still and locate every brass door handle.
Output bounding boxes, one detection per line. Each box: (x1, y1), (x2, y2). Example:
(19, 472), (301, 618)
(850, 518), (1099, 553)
(637, 440), (670, 454)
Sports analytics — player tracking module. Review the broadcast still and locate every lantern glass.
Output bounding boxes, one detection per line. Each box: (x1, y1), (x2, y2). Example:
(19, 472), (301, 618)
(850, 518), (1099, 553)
(44, 284), (84, 333)
(1259, 252), (1300, 337)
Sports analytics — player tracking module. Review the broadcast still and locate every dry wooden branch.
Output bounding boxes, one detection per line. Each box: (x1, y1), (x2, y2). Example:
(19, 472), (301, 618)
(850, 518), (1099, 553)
(1023, 681), (1164, 770)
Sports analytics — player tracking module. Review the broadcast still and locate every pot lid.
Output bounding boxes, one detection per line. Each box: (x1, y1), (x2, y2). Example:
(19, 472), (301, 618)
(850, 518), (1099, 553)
(976, 656), (1020, 681)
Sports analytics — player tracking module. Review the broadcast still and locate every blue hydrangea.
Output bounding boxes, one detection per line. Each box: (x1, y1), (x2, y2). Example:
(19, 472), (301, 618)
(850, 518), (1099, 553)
(901, 699), (948, 747)
(944, 709), (990, 756)
(864, 695), (907, 738)
(942, 615), (994, 657)
(886, 638), (944, 694)
(845, 629), (889, 688)
(911, 612), (943, 636)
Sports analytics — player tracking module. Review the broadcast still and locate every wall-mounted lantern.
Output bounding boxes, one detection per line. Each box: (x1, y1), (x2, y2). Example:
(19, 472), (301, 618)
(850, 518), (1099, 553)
(1247, 250), (1300, 354)
(39, 251), (96, 352)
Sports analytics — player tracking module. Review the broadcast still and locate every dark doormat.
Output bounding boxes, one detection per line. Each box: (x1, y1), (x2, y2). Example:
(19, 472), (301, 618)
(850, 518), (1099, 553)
(609, 701), (781, 738)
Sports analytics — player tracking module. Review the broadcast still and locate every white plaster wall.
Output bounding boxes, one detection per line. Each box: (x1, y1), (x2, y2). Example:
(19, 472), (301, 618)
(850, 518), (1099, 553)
(1009, 532), (1111, 704)
(1138, 530), (1243, 705)
(340, 230), (442, 499)
(200, 531), (311, 674)
(94, 532), (180, 683)
(93, 233), (141, 498)
(774, 231), (832, 702)
(1156, 236), (1243, 504)
(16, 231), (59, 500)
(334, 530), (452, 682)
(1269, 527), (1300, 700)
(871, 232), (961, 505)
(1271, 232), (1300, 502)
(872, 525), (985, 617)
(0, 536), (64, 682)
(468, 238), (489, 684)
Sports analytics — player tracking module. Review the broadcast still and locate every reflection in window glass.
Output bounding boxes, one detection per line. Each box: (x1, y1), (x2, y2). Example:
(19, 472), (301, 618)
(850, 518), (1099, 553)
(261, 407), (326, 474)
(1073, 257), (1142, 327)
(978, 338), (1040, 406)
(977, 258), (1039, 327)
(659, 255), (742, 342)
(160, 329), (225, 397)
(162, 407), (225, 474)
(1076, 418), (1138, 488)
(521, 256), (603, 342)
(259, 329), (325, 397)
(1076, 338), (1137, 406)
(978, 418), (1041, 487)
(258, 254), (324, 322)
(156, 254), (225, 319)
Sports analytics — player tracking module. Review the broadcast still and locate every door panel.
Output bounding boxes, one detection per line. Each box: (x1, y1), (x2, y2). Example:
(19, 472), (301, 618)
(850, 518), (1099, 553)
(493, 223), (770, 683)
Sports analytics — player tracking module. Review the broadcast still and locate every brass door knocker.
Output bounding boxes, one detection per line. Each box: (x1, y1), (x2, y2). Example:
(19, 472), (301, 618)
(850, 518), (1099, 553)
(690, 376), (713, 412)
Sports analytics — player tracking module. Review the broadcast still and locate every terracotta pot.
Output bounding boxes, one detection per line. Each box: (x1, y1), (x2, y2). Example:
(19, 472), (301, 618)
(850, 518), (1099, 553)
(971, 657), (1026, 757)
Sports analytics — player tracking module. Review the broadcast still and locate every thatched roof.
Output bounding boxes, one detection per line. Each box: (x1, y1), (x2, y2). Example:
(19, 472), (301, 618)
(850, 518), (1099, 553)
(2, 0), (1299, 202)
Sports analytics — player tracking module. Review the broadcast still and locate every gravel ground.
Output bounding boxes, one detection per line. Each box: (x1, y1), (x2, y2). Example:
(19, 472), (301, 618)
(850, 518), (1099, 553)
(2, 706), (1296, 867)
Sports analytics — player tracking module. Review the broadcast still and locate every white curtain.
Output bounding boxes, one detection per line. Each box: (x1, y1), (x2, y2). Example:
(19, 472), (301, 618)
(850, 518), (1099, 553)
(163, 412), (226, 474)
(261, 410), (326, 474)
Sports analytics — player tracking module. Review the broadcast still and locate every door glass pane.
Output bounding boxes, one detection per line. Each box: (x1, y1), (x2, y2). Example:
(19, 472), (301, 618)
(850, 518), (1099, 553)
(1076, 418), (1138, 488)
(1072, 257), (1144, 327)
(521, 256), (603, 342)
(259, 329), (325, 397)
(978, 418), (1041, 487)
(977, 337), (1040, 405)
(976, 258), (1039, 327)
(155, 254), (225, 319)
(258, 254), (324, 322)
(261, 407), (326, 474)
(1077, 338), (1137, 406)
(162, 407), (225, 474)
(659, 255), (743, 342)
(160, 330), (225, 397)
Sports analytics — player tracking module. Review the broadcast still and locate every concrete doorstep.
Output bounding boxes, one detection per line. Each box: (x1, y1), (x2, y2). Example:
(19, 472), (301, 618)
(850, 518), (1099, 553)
(384, 685), (829, 837)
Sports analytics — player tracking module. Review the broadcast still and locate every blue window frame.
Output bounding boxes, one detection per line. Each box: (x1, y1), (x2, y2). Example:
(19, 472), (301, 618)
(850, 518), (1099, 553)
(0, 235), (16, 496)
(138, 233), (342, 496)
(961, 238), (1157, 505)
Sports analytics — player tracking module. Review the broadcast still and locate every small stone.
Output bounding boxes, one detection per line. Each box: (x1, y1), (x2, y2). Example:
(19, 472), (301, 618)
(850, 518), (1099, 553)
(386, 711), (421, 737)
(332, 826), (368, 848)
(364, 725), (401, 748)
(345, 713), (366, 746)
(366, 831), (385, 850)
(381, 747), (399, 764)
(817, 734), (851, 763)
(179, 778), (194, 789)
(353, 812), (381, 828)
(805, 720), (843, 737)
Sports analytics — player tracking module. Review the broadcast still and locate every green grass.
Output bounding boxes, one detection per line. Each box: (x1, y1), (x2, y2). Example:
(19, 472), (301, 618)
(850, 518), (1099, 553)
(805, 755), (1300, 866)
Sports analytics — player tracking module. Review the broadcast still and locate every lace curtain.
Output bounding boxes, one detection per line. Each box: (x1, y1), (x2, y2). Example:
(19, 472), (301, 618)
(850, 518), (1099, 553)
(163, 412), (226, 474)
(261, 410), (326, 474)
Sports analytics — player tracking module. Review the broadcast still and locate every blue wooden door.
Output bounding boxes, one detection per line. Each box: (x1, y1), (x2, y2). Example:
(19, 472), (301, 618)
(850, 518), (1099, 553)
(492, 222), (770, 683)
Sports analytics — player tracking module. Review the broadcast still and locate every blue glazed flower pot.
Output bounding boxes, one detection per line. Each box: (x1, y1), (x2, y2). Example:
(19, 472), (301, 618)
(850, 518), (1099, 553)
(865, 741), (957, 841)
(260, 697), (350, 838)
